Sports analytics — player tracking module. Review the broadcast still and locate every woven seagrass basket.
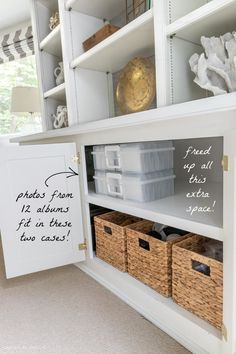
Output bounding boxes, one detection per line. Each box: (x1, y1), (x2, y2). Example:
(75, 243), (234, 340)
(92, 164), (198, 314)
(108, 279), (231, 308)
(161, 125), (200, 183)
(126, 220), (192, 297)
(172, 235), (223, 329)
(94, 211), (141, 272)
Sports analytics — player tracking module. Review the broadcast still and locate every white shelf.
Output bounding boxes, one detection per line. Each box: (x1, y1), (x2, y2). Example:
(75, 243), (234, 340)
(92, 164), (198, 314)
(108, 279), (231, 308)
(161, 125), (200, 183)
(167, 0), (236, 44)
(40, 25), (62, 57)
(71, 9), (154, 73)
(44, 83), (66, 101)
(87, 181), (223, 241)
(40, 0), (58, 10)
(66, 0), (125, 21)
(78, 257), (222, 354)
(11, 92), (236, 143)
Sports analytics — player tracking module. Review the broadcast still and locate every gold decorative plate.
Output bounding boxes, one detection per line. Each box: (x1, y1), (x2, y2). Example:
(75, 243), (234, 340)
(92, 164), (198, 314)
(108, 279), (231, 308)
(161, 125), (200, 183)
(116, 57), (156, 114)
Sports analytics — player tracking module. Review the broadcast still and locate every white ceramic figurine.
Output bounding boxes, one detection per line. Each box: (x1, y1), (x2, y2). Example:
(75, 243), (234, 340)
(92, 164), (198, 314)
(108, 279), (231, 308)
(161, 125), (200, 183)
(53, 105), (68, 129)
(189, 32), (236, 95)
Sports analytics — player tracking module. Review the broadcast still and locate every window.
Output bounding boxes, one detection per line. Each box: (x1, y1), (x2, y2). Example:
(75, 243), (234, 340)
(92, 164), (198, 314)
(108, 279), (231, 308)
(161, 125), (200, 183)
(0, 55), (41, 135)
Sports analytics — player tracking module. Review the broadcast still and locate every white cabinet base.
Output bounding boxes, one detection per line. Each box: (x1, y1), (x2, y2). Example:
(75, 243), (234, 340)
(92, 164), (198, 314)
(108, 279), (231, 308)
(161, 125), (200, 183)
(76, 257), (222, 354)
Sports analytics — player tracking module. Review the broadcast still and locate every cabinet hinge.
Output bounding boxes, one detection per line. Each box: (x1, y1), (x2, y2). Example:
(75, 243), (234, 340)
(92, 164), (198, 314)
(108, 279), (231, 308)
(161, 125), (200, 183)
(222, 155), (229, 172)
(222, 323), (228, 341)
(72, 153), (80, 164)
(78, 242), (87, 251)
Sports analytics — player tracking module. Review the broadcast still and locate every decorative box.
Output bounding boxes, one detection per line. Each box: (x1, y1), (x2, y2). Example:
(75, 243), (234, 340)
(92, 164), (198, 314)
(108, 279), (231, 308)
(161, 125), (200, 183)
(83, 24), (120, 52)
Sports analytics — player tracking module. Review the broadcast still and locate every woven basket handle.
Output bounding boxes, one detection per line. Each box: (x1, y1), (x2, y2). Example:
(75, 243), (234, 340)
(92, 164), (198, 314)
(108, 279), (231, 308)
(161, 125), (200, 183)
(191, 259), (211, 277)
(104, 226), (112, 235)
(138, 238), (150, 251)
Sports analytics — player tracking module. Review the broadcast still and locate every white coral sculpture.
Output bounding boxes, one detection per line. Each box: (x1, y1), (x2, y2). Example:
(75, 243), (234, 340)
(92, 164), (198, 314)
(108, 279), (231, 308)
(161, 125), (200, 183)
(189, 32), (236, 95)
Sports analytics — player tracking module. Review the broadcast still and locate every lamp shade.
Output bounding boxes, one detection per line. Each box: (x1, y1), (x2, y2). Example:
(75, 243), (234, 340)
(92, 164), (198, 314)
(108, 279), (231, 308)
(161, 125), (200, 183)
(11, 86), (41, 113)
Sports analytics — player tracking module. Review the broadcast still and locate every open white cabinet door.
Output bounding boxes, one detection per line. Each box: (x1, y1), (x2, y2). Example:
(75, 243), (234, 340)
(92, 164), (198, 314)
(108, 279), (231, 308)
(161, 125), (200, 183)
(0, 143), (85, 278)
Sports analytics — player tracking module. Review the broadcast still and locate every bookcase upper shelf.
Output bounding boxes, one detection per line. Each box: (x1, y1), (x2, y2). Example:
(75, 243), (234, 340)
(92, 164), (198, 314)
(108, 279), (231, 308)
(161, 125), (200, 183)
(167, 0), (236, 44)
(39, 24), (62, 57)
(71, 9), (154, 73)
(66, 0), (125, 21)
(44, 83), (66, 101)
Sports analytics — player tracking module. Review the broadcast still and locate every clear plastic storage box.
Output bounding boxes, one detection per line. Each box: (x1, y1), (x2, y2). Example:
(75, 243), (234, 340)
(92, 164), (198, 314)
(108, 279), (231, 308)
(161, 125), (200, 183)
(94, 170), (107, 196)
(92, 145), (106, 170)
(92, 141), (175, 173)
(93, 169), (175, 202)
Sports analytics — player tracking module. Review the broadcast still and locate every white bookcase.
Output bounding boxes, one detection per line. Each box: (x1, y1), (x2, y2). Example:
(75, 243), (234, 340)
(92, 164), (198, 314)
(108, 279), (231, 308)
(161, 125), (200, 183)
(9, 0), (236, 353)
(31, 0), (72, 130)
(166, 0), (236, 105)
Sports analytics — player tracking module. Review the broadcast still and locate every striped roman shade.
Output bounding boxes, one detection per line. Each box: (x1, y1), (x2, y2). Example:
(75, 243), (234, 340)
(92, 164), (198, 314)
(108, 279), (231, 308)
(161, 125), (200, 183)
(0, 25), (34, 64)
